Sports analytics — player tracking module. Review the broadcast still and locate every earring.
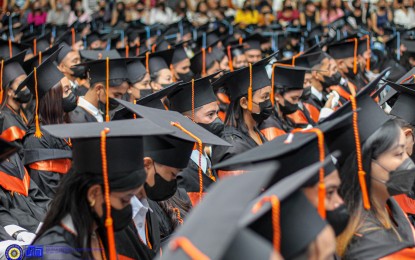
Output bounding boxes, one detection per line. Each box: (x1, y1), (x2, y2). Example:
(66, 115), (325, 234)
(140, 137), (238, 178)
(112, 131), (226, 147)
(90, 200), (95, 207)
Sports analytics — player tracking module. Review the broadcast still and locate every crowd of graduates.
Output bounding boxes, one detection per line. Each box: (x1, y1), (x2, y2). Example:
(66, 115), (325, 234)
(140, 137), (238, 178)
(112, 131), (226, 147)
(1, 0), (415, 260)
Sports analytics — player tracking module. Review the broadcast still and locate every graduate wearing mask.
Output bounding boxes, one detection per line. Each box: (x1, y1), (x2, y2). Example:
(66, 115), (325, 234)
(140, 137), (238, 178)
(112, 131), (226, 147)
(70, 58), (129, 123)
(126, 58), (152, 102)
(211, 56), (273, 178)
(171, 42), (194, 83)
(32, 119), (170, 259)
(147, 49), (175, 92)
(190, 48), (221, 79)
(18, 48), (75, 198)
(241, 33), (267, 64)
(0, 51), (31, 151)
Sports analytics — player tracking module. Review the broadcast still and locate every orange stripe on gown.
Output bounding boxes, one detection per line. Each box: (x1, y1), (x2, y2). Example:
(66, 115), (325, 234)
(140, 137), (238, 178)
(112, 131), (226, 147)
(28, 158), (72, 174)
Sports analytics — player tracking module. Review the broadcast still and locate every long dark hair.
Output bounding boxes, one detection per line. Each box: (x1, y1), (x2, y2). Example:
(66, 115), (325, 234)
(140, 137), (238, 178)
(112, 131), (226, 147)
(337, 119), (402, 255)
(35, 169), (103, 259)
(38, 83), (66, 125)
(225, 95), (249, 135)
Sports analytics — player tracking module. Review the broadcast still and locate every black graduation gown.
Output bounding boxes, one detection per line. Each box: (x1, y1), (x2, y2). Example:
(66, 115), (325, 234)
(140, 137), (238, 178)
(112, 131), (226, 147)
(344, 198), (415, 259)
(0, 153), (50, 233)
(259, 111), (294, 141)
(115, 213), (161, 260)
(69, 106), (98, 123)
(177, 159), (217, 206)
(148, 188), (192, 244)
(0, 105), (28, 153)
(212, 125), (266, 177)
(22, 125), (72, 198)
(307, 93), (326, 110)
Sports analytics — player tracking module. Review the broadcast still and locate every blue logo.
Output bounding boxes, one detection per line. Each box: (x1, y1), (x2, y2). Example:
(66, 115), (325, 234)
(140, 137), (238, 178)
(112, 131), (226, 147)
(25, 245), (43, 258)
(5, 244), (23, 260)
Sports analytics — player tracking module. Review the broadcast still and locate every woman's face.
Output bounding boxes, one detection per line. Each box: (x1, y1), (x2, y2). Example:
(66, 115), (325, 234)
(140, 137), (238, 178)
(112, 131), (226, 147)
(206, 61), (221, 76)
(233, 54), (248, 69)
(250, 86), (271, 114)
(371, 129), (408, 197)
(219, 56), (230, 71)
(60, 77), (72, 98)
(150, 69), (173, 91)
(129, 73), (151, 100)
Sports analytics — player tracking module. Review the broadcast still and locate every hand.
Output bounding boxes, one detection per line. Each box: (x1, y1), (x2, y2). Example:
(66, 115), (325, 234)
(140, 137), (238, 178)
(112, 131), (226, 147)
(324, 93), (335, 109)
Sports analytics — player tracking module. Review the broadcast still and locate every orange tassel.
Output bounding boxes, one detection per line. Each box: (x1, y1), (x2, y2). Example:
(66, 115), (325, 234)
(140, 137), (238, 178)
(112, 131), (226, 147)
(353, 38), (358, 74)
(8, 39), (12, 58)
(0, 60), (3, 104)
(171, 122), (204, 204)
(239, 37), (243, 45)
(247, 63), (253, 111)
(191, 79), (195, 122)
(291, 51), (303, 66)
(170, 237), (210, 260)
(33, 39), (37, 56)
(38, 51), (42, 64)
(145, 52), (150, 73)
(71, 28), (76, 47)
(252, 195), (280, 251)
(152, 44), (157, 53)
(105, 58), (110, 122)
(227, 46), (234, 72)
(133, 99), (137, 119)
(100, 128), (117, 260)
(201, 48), (206, 77)
(350, 95), (370, 210)
(34, 67), (42, 138)
(170, 64), (176, 82)
(365, 35), (370, 71)
(270, 64), (277, 106)
(125, 44), (129, 58)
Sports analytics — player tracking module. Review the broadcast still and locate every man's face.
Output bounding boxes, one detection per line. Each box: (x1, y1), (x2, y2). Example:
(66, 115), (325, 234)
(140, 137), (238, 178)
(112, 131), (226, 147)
(206, 61), (221, 76)
(173, 58), (191, 77)
(233, 54), (248, 69)
(193, 101), (219, 124)
(244, 49), (262, 64)
(59, 51), (81, 78)
(304, 73), (313, 88)
(98, 81), (130, 102)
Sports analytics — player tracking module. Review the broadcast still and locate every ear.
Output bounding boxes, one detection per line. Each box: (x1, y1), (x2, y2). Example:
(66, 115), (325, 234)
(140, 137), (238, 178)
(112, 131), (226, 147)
(7, 87), (14, 97)
(87, 184), (102, 205)
(57, 63), (65, 73)
(143, 157), (153, 170)
(239, 96), (248, 110)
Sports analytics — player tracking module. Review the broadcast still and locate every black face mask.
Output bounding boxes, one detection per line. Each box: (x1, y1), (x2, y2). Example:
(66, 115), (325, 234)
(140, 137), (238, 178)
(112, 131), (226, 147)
(62, 93), (77, 112)
(373, 158), (415, 196)
(301, 86), (312, 101)
(14, 88), (32, 103)
(177, 71), (194, 82)
(71, 65), (87, 79)
(144, 168), (177, 201)
(139, 89), (153, 99)
(99, 97), (120, 112)
(251, 99), (273, 124)
(326, 205), (350, 236)
(279, 99), (298, 115)
(198, 117), (224, 136)
(344, 66), (359, 79)
(321, 72), (342, 89)
(94, 203), (132, 232)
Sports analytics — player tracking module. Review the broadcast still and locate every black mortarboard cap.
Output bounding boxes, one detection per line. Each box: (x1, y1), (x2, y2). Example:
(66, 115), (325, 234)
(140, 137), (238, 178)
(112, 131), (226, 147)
(168, 74), (218, 113)
(273, 65), (310, 90)
(190, 49), (217, 77)
(212, 54), (274, 101)
(0, 39), (29, 60)
(24, 32), (52, 55)
(56, 42), (73, 64)
(113, 100), (230, 147)
(126, 58), (147, 84)
(160, 162), (278, 260)
(55, 29), (83, 46)
(79, 58), (128, 85)
(86, 31), (103, 46)
(136, 82), (181, 110)
(146, 49), (174, 74)
(240, 159), (331, 259)
(16, 46), (64, 99)
(117, 45), (147, 58)
(22, 44), (60, 74)
(2, 51), (27, 89)
(379, 67), (415, 106)
(278, 51), (327, 68)
(172, 42), (189, 64)
(385, 81), (415, 125)
(243, 33), (268, 51)
(79, 50), (121, 61)
(327, 39), (358, 59)
(43, 119), (171, 191)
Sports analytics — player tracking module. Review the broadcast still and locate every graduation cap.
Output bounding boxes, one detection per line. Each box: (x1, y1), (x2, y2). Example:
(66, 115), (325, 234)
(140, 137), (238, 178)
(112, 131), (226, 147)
(327, 38), (360, 74)
(243, 33), (268, 51)
(126, 58), (147, 84)
(320, 69), (391, 210)
(22, 44), (60, 74)
(278, 51), (327, 68)
(172, 42), (189, 65)
(190, 48), (217, 77)
(383, 81), (415, 125)
(152, 38), (172, 53)
(272, 65), (310, 91)
(168, 74), (218, 115)
(86, 31), (103, 47)
(212, 53), (275, 109)
(225, 44), (245, 72)
(16, 46), (64, 138)
(0, 39), (29, 60)
(1, 51), (27, 90)
(240, 159), (331, 259)
(55, 28), (83, 47)
(56, 42), (74, 65)
(136, 82), (181, 110)
(43, 119), (171, 259)
(379, 67), (415, 106)
(196, 29), (222, 49)
(22, 32), (52, 55)
(79, 50), (121, 61)
(142, 48), (174, 75)
(117, 44), (147, 58)
(160, 162), (278, 260)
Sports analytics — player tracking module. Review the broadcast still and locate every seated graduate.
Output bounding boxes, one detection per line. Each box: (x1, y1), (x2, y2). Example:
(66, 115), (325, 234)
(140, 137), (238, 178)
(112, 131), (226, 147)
(32, 118), (170, 259)
(18, 48), (74, 198)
